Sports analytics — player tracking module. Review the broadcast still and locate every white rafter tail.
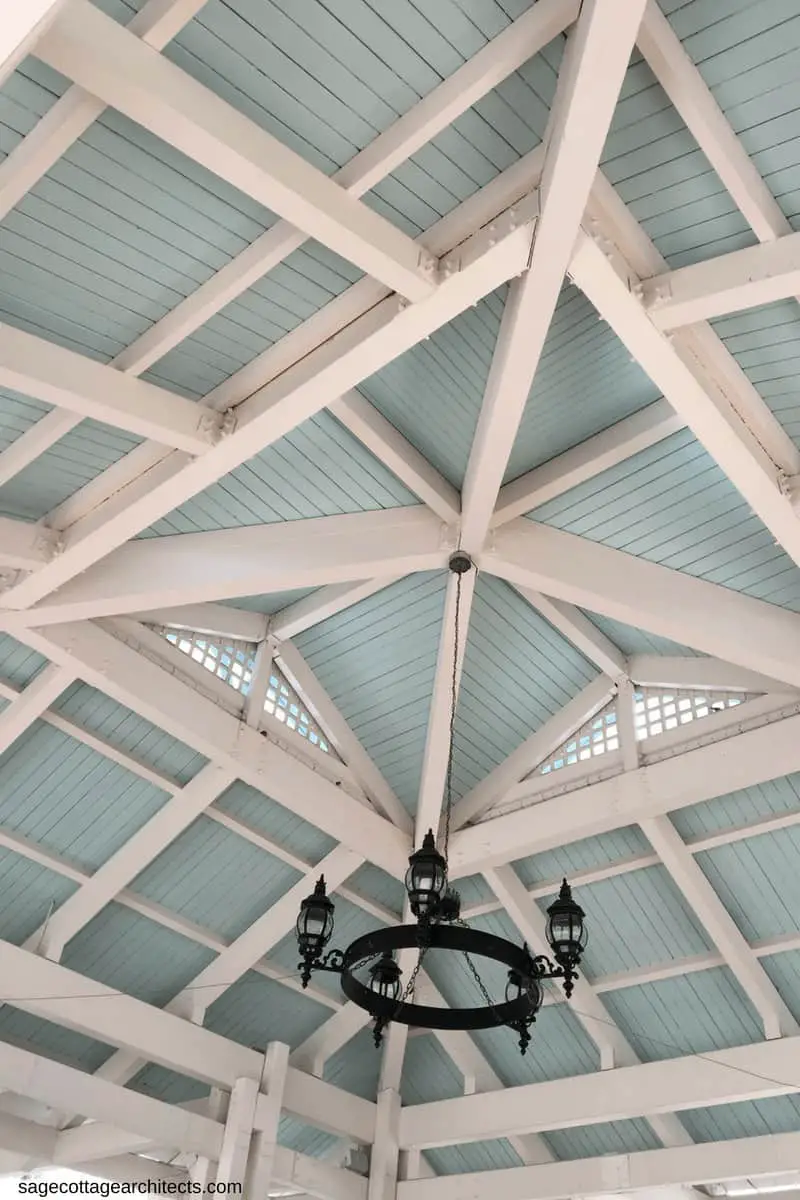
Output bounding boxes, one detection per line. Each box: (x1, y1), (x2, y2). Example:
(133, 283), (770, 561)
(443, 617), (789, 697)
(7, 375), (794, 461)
(637, 0), (792, 245)
(13, 509), (445, 624)
(489, 521), (800, 689)
(452, 676), (617, 830)
(0, 324), (219, 453)
(330, 392), (461, 523)
(460, 0), (646, 553)
(492, 399), (684, 526)
(4, 212), (535, 614)
(38, 2), (437, 301)
(0, 411), (82, 489)
(516, 585), (627, 678)
(33, 764), (237, 961)
(0, 663), (75, 757)
(415, 566), (477, 844)
(21, 620), (410, 876)
(644, 231), (800, 329)
(133, 603), (269, 644)
(570, 231), (800, 569)
(0, 0), (207, 220)
(276, 640), (412, 831)
(628, 654), (798, 695)
(641, 815), (798, 1040)
(270, 579), (402, 642)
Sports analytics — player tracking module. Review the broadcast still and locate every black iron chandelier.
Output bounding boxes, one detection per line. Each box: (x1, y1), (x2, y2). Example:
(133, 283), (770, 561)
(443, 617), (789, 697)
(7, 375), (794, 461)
(296, 552), (588, 1055)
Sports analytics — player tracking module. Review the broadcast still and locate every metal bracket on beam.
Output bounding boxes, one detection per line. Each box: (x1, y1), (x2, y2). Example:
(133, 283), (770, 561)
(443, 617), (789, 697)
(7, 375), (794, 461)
(440, 190), (539, 282)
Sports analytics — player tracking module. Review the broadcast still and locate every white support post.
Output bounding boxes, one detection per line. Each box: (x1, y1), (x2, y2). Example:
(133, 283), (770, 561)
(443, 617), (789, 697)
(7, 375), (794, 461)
(641, 815), (799, 1040)
(39, 2), (438, 302)
(245, 642), (274, 729)
(215, 1077), (260, 1190)
(246, 1043), (290, 1200)
(451, 676), (616, 829)
(460, 0), (647, 552)
(189, 1088), (226, 1193)
(616, 677), (640, 773)
(369, 1090), (401, 1200)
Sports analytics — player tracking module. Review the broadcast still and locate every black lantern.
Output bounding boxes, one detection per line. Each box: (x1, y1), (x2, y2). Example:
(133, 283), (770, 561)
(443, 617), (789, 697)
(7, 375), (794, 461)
(405, 829), (447, 919)
(369, 953), (402, 1001)
(505, 967), (543, 1017)
(296, 876), (334, 962)
(546, 879), (587, 973)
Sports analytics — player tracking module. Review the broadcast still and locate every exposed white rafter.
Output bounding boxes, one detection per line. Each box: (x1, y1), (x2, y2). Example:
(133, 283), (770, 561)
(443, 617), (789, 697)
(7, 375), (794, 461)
(492, 399), (684, 526)
(269, 579), (402, 642)
(0, 411), (81, 491)
(487, 521), (800, 689)
(460, 0), (646, 552)
(627, 654), (796, 695)
(0, 0), (68, 87)
(8, 510), (447, 625)
(451, 675), (616, 829)
(276, 639), (411, 831)
(132, 603), (269, 644)
(38, 2), (441, 301)
(641, 815), (798, 1039)
(0, 663), (75, 757)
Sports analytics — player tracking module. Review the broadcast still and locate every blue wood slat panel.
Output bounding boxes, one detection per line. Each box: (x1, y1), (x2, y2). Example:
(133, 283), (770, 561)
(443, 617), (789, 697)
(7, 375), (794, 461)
(682, 1095), (800, 1144)
(52, 683), (208, 784)
(0, 1009), (111, 1073)
(581, 611), (702, 657)
(227, 588), (317, 614)
(545, 1118), (659, 1161)
(470, 1004), (599, 1088)
(671, 773), (800, 843)
(295, 573), (446, 812)
(211, 780), (336, 864)
(132, 816), (302, 941)
(713, 302), (800, 454)
(532, 429), (800, 611)
(130, 1063), (208, 1106)
(513, 827), (652, 889)
(205, 970), (329, 1051)
(278, 1117), (340, 1160)
(360, 290), (504, 488)
(0, 849), (76, 945)
(402, 1033), (463, 1104)
(348, 863), (404, 916)
(425, 1139), (523, 1175)
(0, 722), (170, 872)
(507, 287), (662, 480)
(325, 1028), (381, 1100)
(602, 968), (763, 1061)
(696, 828), (800, 943)
(761, 950), (800, 1024)
(62, 904), (216, 1007)
(0, 388), (49, 457)
(453, 576), (598, 798)
(146, 412), (416, 535)
(0, 635), (47, 687)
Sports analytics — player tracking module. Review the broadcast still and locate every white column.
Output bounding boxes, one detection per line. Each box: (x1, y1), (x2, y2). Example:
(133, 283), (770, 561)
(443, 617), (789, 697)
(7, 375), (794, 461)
(189, 1088), (227, 1191)
(246, 1042), (291, 1200)
(215, 1076), (260, 1189)
(369, 1089), (401, 1200)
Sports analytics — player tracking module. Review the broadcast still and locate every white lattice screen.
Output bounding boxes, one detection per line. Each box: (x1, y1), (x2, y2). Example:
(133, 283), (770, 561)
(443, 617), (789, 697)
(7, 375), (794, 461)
(539, 702), (620, 775)
(633, 687), (755, 739)
(153, 627), (332, 756)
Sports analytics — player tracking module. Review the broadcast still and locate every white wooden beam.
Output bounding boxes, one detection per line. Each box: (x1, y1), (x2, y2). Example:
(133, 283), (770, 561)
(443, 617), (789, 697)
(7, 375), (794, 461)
(34, 763), (236, 960)
(274, 1145), (367, 1200)
(448, 705), (800, 876)
(399, 1131), (800, 1200)
(3, 200), (535, 614)
(415, 567), (477, 843)
(637, 0), (793, 246)
(398, 1034), (800, 1150)
(9, 509), (446, 624)
(216, 1077), (258, 1189)
(0, 323), (219, 453)
(246, 1043), (290, 1200)
(0, 0), (207, 220)
(570, 229), (800, 568)
(0, 410), (80, 490)
(0, 0), (68, 86)
(330, 392), (460, 523)
(0, 663), (75, 756)
(644, 230), (800, 329)
(488, 520), (800, 689)
(641, 815), (798, 1039)
(451, 676), (616, 829)
(276, 640), (411, 831)
(17, 620), (411, 876)
(99, 0), (572, 377)
(515, 586), (628, 678)
(492, 399), (684, 526)
(627, 655), (795, 695)
(269, 580), (401, 642)
(39, 2), (439, 302)
(132, 603), (268, 644)
(368, 1090), (401, 1200)
(0, 516), (50, 571)
(290, 1006), (373, 1078)
(460, 0), (646, 552)
(486, 864), (692, 1147)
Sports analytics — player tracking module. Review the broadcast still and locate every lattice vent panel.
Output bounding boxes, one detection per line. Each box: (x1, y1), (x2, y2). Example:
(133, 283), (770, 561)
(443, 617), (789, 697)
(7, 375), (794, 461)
(633, 688), (759, 740)
(539, 701), (619, 775)
(263, 669), (333, 756)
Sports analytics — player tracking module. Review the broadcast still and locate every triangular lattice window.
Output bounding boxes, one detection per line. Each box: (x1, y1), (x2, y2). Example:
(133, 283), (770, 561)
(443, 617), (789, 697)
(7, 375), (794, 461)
(633, 687), (758, 740)
(152, 626), (333, 756)
(539, 701), (619, 775)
